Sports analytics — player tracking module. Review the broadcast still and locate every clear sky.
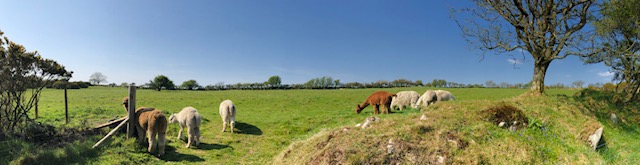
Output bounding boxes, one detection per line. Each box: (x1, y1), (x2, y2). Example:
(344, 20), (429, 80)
(0, 1), (613, 86)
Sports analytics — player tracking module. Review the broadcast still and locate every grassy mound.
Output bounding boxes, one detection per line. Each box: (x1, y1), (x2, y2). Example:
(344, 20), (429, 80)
(274, 93), (640, 164)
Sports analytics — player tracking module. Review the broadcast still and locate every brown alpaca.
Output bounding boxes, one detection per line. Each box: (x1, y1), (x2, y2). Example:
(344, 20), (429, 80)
(355, 91), (397, 114)
(135, 107), (168, 157)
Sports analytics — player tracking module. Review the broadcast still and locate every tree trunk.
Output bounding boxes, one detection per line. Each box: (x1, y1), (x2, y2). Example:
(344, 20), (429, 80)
(530, 60), (552, 95)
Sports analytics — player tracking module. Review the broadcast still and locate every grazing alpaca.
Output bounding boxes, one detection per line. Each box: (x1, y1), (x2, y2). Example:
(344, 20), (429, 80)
(355, 91), (396, 114)
(435, 90), (456, 101)
(390, 91), (421, 110)
(169, 106), (202, 148)
(416, 90), (438, 108)
(135, 107), (168, 157)
(219, 100), (236, 133)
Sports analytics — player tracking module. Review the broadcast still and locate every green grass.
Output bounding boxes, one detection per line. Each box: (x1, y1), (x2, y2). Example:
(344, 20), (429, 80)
(5, 86), (639, 164)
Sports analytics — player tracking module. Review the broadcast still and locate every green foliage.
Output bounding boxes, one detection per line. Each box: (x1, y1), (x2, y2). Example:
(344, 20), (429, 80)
(0, 30), (72, 136)
(587, 0), (640, 103)
(266, 75), (282, 87)
(304, 76), (337, 89)
(180, 79), (201, 90)
(147, 75), (175, 91)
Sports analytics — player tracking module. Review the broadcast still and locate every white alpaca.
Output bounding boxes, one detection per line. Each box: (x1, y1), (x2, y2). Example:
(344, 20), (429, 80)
(390, 91), (421, 110)
(169, 106), (202, 148)
(416, 90), (438, 108)
(219, 100), (236, 133)
(435, 90), (456, 101)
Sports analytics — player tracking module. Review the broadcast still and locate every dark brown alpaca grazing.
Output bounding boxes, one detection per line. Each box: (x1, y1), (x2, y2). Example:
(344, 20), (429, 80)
(356, 91), (397, 114)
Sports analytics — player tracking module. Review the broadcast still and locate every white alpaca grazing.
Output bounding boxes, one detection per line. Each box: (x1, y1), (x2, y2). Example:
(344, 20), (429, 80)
(416, 90), (438, 108)
(390, 91), (421, 110)
(219, 100), (237, 133)
(434, 90), (456, 101)
(169, 106), (202, 148)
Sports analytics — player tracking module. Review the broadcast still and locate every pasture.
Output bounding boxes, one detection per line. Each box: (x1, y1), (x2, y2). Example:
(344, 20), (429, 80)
(3, 87), (591, 164)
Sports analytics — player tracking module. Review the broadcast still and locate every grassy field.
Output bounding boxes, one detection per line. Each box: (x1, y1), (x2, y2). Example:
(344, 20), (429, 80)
(3, 86), (638, 164)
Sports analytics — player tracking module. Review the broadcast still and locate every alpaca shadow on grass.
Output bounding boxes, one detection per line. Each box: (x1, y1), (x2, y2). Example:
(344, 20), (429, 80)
(198, 142), (232, 150)
(234, 122), (263, 135)
(159, 145), (205, 162)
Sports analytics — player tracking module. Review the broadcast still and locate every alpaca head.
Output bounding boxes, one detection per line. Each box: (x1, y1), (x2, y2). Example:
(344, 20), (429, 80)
(122, 97), (129, 112)
(355, 104), (364, 114)
(168, 113), (177, 124)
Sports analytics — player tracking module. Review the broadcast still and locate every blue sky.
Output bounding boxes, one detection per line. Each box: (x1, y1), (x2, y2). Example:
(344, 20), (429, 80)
(0, 1), (613, 86)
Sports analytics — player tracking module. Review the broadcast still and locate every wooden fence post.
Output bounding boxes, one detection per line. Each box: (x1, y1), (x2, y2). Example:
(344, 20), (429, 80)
(64, 86), (69, 124)
(127, 86), (137, 139)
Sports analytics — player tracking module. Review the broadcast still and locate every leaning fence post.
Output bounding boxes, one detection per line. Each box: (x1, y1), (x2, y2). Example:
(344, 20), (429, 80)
(127, 86), (137, 139)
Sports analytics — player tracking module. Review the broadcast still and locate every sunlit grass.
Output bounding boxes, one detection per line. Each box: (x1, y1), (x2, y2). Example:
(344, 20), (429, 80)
(7, 86), (636, 164)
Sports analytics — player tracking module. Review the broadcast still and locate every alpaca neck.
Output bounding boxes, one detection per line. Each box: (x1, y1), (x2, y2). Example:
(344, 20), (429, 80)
(359, 102), (370, 109)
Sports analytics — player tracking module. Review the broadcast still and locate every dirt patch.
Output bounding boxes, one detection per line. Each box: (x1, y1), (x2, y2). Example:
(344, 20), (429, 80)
(442, 131), (468, 150)
(309, 148), (347, 165)
(483, 104), (529, 130)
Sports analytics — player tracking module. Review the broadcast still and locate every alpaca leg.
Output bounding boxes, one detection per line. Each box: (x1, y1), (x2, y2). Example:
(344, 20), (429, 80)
(186, 127), (193, 148)
(148, 130), (157, 154)
(136, 125), (145, 143)
(177, 126), (184, 140)
(374, 105), (380, 114)
(194, 127), (200, 146)
(230, 121), (235, 134)
(222, 121), (227, 132)
(157, 133), (166, 157)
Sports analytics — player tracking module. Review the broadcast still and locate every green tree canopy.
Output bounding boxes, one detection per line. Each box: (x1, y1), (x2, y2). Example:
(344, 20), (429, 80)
(180, 79), (201, 90)
(267, 75), (282, 87)
(148, 75), (175, 91)
(587, 0), (640, 102)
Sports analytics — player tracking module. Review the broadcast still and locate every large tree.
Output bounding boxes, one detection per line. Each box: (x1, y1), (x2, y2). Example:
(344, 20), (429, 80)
(0, 30), (72, 135)
(455, 0), (596, 94)
(587, 0), (640, 102)
(148, 75), (175, 91)
(89, 72), (107, 85)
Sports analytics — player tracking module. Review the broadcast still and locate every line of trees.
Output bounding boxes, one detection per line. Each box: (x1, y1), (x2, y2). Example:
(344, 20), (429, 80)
(109, 74), (592, 91)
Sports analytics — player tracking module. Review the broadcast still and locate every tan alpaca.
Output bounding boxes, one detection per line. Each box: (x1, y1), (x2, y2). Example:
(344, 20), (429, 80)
(355, 91), (396, 114)
(135, 107), (168, 157)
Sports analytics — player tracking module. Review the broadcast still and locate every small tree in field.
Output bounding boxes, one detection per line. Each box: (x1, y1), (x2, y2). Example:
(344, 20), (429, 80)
(148, 75), (175, 91)
(267, 76), (282, 88)
(454, 0), (597, 95)
(0, 30), (72, 135)
(89, 72), (107, 85)
(572, 80), (585, 89)
(180, 79), (201, 90)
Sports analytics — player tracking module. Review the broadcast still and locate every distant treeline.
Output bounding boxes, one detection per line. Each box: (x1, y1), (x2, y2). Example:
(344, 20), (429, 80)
(45, 81), (92, 89)
(93, 76), (607, 91)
